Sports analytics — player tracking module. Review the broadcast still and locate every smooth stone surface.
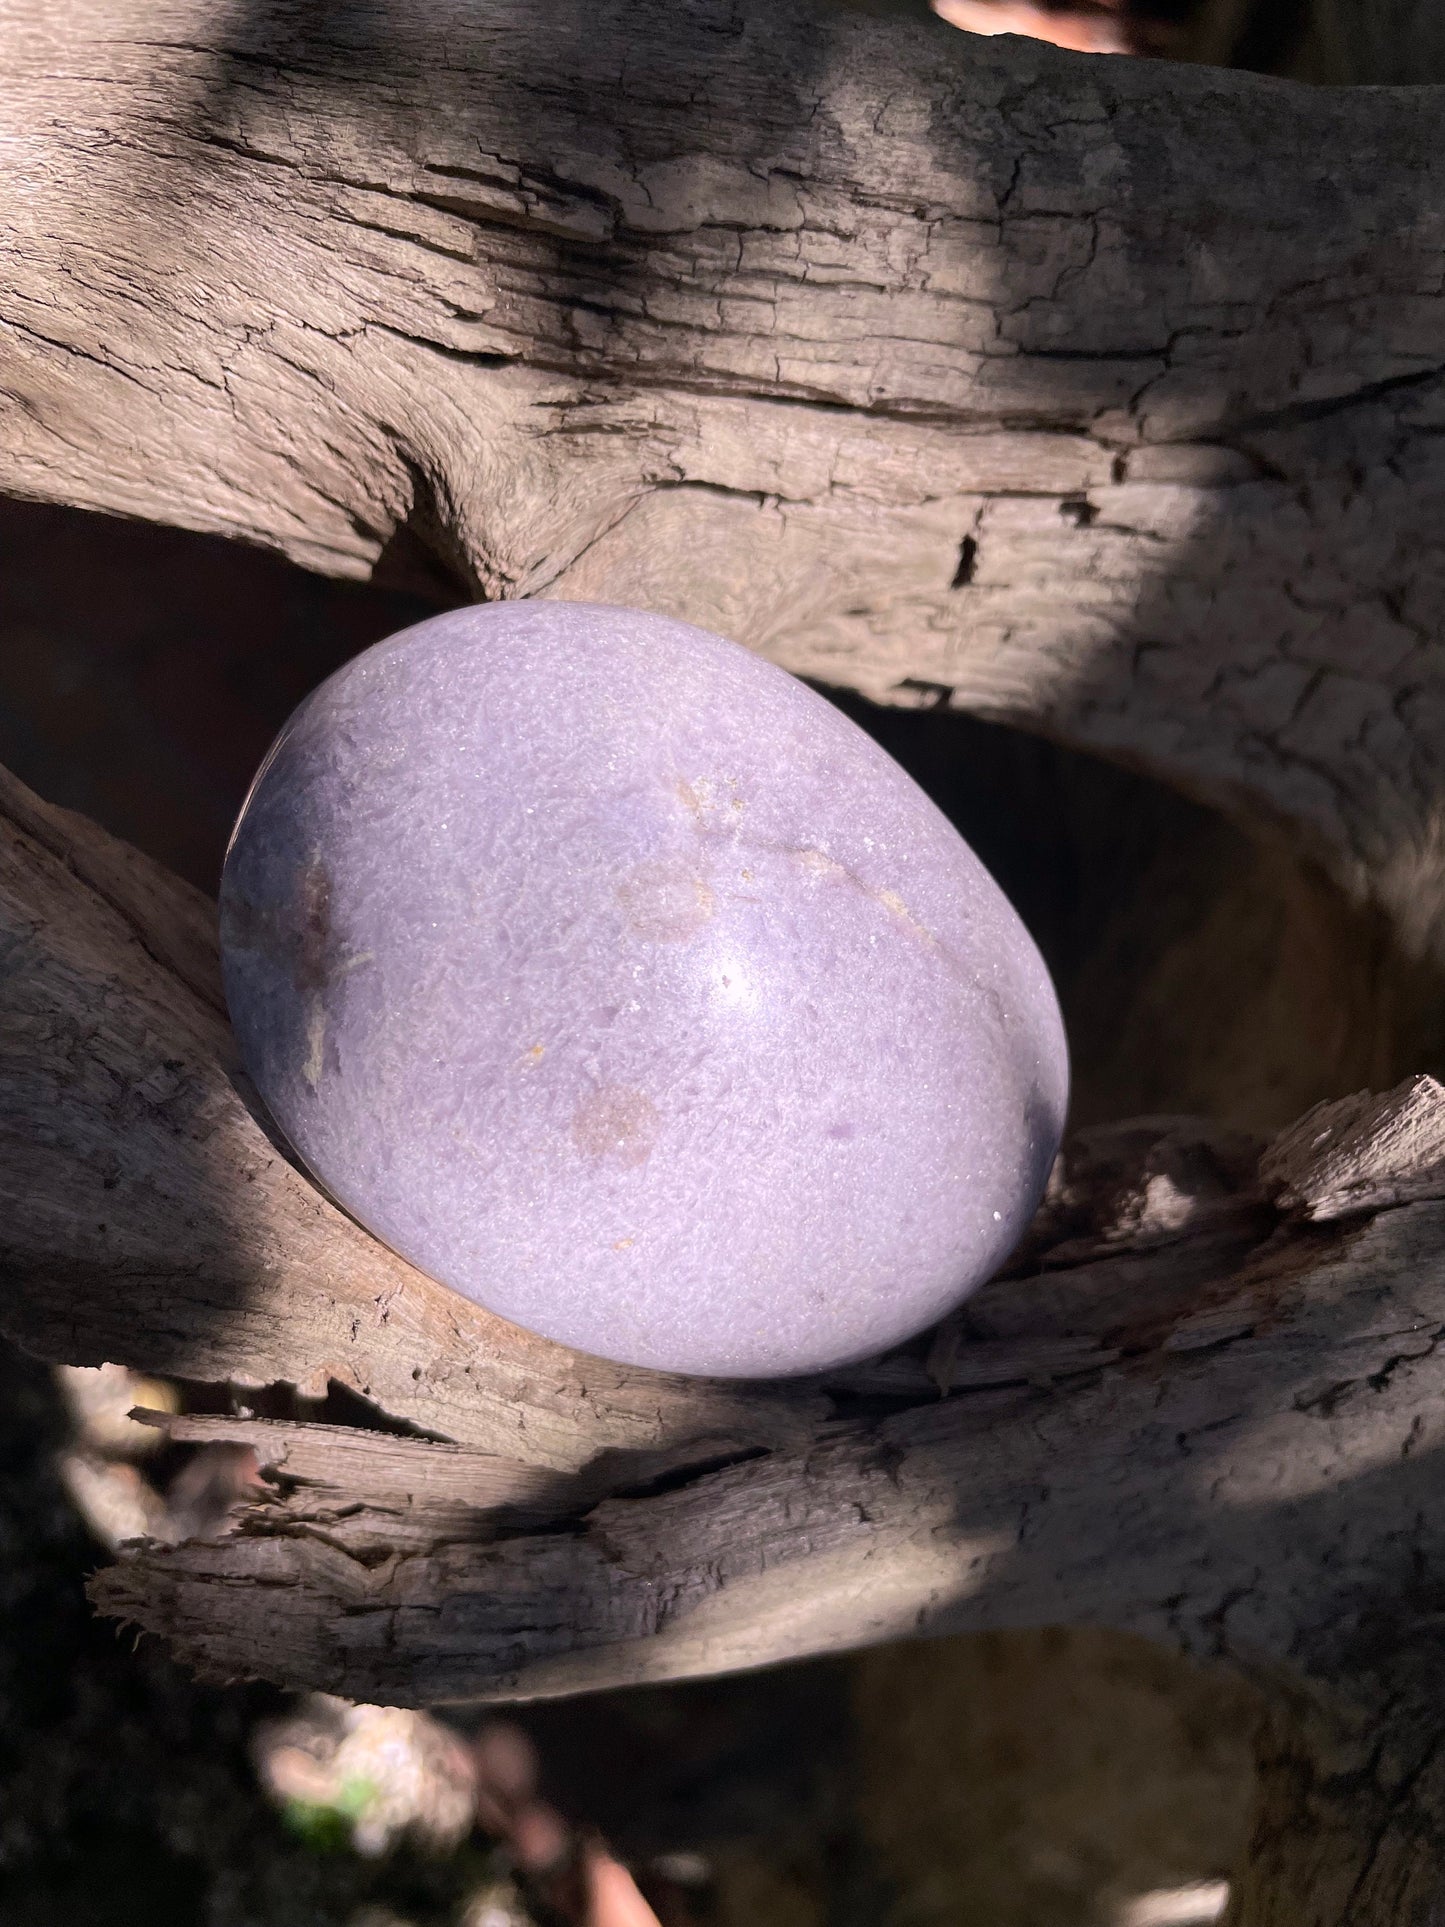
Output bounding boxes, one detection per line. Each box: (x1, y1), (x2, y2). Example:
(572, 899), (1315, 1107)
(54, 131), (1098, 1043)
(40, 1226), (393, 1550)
(220, 603), (1068, 1378)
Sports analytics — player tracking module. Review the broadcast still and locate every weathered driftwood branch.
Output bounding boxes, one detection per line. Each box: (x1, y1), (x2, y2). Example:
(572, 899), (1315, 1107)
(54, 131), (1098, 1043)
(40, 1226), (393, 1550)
(5, 754), (1445, 1726)
(5, 0), (1445, 954)
(87, 1099), (1445, 1708)
(10, 5), (1445, 1915)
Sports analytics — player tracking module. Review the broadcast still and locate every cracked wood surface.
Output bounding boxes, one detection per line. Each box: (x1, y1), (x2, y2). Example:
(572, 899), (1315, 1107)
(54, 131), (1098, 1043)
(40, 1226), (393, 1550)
(5, 0), (1445, 954)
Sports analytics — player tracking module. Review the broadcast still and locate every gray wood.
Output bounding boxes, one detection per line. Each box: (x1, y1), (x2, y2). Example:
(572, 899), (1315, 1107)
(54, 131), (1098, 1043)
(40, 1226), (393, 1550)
(85, 1093), (1445, 1708)
(8, 6), (1445, 1915)
(6, 0), (1445, 958)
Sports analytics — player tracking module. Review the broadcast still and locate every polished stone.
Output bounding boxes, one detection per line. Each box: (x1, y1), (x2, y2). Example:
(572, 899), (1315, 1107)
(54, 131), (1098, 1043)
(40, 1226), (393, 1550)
(220, 602), (1068, 1377)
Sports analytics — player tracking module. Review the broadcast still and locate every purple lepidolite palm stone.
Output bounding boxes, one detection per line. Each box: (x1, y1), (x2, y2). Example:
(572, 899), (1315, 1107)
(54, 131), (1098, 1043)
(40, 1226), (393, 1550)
(220, 602), (1068, 1378)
